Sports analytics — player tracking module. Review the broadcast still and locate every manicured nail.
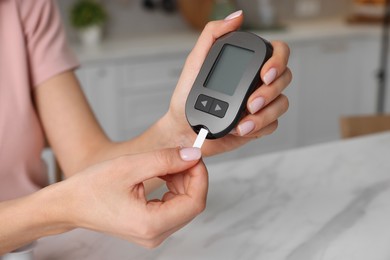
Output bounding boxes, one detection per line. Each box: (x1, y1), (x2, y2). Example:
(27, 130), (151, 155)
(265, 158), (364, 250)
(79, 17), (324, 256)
(180, 147), (202, 161)
(224, 10), (243, 21)
(249, 97), (265, 114)
(229, 128), (237, 134)
(263, 68), (277, 85)
(238, 121), (255, 136)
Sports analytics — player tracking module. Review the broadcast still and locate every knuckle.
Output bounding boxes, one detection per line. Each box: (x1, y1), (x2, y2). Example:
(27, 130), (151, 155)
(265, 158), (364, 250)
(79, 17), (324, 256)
(136, 222), (165, 249)
(153, 149), (173, 172)
(184, 53), (193, 66)
(280, 95), (290, 112)
(276, 41), (291, 57)
(185, 51), (196, 68)
(284, 43), (291, 57)
(192, 199), (206, 216)
(141, 239), (163, 249)
(270, 81), (282, 97)
(270, 120), (279, 132)
(272, 41), (291, 63)
(274, 94), (289, 111)
(204, 21), (217, 32)
(257, 115), (266, 128)
(193, 200), (207, 215)
(285, 67), (293, 84)
(136, 223), (159, 241)
(265, 121), (279, 136)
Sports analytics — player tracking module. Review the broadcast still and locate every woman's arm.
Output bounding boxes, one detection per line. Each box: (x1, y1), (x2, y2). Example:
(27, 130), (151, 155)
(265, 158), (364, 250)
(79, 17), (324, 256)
(0, 181), (73, 254)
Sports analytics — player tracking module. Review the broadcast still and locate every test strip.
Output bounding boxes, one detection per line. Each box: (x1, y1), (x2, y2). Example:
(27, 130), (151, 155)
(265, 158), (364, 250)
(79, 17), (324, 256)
(193, 128), (209, 148)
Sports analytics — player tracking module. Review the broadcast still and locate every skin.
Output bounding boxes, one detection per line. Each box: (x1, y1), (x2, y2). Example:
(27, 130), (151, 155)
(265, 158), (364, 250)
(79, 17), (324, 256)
(0, 12), (291, 254)
(0, 148), (207, 251)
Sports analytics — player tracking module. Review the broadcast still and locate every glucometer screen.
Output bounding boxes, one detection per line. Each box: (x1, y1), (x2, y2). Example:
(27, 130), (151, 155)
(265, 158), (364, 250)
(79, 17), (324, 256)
(204, 44), (254, 96)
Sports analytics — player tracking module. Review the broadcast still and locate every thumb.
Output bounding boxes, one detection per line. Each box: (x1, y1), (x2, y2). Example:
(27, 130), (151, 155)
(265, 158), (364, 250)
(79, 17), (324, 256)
(187, 10), (243, 71)
(131, 147), (202, 183)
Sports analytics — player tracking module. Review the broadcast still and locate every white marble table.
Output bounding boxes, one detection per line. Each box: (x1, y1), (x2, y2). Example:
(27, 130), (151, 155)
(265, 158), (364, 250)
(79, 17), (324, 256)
(34, 132), (390, 260)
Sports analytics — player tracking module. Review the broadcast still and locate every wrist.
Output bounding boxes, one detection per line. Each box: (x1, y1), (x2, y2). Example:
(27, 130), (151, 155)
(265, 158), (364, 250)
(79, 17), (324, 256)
(0, 183), (75, 253)
(32, 182), (76, 235)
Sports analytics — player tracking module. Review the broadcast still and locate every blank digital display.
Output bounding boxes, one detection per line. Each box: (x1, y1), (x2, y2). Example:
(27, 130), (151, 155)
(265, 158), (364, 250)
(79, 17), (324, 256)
(204, 44), (254, 96)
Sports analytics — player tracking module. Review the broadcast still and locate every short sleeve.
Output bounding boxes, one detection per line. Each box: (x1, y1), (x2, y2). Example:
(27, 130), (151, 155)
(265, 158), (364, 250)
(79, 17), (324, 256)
(20, 0), (79, 87)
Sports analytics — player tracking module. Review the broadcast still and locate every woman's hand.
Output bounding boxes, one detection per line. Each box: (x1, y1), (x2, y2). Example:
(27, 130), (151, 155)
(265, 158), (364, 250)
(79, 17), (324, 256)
(160, 11), (292, 156)
(58, 147), (208, 248)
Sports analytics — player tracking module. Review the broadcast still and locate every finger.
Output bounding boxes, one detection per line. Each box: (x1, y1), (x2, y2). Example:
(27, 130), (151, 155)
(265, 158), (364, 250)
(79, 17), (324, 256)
(134, 218), (192, 249)
(231, 120), (279, 139)
(186, 11), (244, 72)
(168, 173), (186, 194)
(152, 147), (201, 175)
(164, 170), (192, 195)
(162, 191), (176, 201)
(236, 94), (289, 137)
(129, 162), (207, 247)
(261, 41), (290, 86)
(159, 175), (179, 194)
(251, 120), (279, 139)
(148, 218), (192, 247)
(111, 147), (201, 185)
(247, 67), (292, 114)
(148, 161), (208, 233)
(135, 162), (207, 246)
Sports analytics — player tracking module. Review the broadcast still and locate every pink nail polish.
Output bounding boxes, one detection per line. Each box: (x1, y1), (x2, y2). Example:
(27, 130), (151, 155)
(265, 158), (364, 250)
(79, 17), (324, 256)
(249, 97), (265, 114)
(180, 147), (201, 161)
(263, 68), (277, 85)
(238, 121), (255, 136)
(224, 10), (243, 21)
(229, 128), (238, 135)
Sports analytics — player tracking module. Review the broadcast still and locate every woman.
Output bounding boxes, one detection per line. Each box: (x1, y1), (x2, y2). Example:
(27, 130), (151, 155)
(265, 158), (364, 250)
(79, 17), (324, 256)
(0, 0), (291, 253)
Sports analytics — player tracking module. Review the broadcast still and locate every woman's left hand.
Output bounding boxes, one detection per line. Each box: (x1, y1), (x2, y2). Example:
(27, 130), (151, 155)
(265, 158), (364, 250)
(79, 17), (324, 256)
(159, 11), (292, 157)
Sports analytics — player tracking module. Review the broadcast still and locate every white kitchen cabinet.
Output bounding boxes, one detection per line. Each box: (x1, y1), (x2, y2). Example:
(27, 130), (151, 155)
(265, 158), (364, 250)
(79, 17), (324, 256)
(290, 35), (379, 147)
(118, 53), (187, 140)
(76, 52), (188, 141)
(352, 37), (380, 114)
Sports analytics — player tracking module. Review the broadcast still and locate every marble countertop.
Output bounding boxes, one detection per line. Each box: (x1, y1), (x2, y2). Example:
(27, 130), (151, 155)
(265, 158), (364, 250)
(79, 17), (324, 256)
(34, 132), (390, 260)
(72, 18), (381, 64)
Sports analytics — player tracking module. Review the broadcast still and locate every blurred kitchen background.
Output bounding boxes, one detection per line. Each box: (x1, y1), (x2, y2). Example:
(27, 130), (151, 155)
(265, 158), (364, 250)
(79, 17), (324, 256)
(57, 0), (352, 37)
(51, 0), (389, 165)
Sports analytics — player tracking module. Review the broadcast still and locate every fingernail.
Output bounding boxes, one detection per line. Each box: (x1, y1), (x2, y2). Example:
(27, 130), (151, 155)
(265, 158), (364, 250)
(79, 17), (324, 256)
(229, 128), (237, 134)
(224, 10), (242, 21)
(249, 97), (265, 114)
(238, 121), (255, 136)
(263, 68), (277, 85)
(180, 147), (202, 161)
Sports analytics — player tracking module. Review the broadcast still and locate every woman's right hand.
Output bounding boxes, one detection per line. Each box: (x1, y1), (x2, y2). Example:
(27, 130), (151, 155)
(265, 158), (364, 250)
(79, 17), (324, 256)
(57, 147), (208, 248)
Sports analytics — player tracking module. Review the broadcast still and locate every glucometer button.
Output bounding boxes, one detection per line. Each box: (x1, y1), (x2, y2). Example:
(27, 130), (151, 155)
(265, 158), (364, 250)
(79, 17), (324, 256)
(195, 95), (228, 118)
(210, 99), (229, 118)
(195, 94), (213, 113)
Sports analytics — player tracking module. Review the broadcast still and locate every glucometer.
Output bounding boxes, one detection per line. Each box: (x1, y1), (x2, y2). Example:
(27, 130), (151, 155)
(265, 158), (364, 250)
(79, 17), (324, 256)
(186, 31), (273, 142)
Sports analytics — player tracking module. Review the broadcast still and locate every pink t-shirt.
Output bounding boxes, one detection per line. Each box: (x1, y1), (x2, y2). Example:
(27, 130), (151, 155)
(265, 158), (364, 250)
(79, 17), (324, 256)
(0, 0), (79, 201)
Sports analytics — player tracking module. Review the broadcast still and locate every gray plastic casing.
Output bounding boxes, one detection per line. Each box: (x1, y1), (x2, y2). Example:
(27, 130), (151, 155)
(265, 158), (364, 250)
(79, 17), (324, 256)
(185, 31), (273, 139)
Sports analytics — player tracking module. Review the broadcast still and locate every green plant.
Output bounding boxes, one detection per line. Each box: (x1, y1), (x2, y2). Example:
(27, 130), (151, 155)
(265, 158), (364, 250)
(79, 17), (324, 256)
(70, 0), (107, 29)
